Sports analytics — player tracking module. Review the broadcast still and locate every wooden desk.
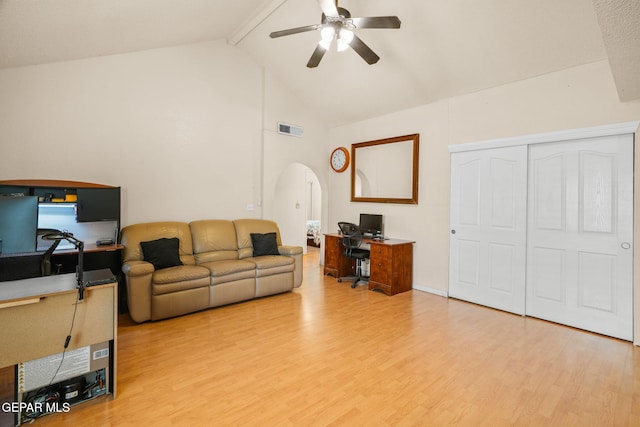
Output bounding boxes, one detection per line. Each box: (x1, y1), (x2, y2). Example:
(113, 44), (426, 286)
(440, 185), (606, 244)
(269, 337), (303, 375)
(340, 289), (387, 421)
(324, 233), (414, 296)
(0, 245), (127, 313)
(50, 244), (126, 312)
(0, 244), (124, 280)
(0, 274), (117, 424)
(54, 243), (124, 255)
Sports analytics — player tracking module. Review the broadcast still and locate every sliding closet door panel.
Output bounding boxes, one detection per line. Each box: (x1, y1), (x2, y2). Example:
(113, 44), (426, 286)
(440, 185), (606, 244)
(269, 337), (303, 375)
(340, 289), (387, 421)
(533, 154), (565, 230)
(530, 247), (566, 303)
(458, 159), (480, 226)
(526, 135), (633, 340)
(450, 146), (527, 315)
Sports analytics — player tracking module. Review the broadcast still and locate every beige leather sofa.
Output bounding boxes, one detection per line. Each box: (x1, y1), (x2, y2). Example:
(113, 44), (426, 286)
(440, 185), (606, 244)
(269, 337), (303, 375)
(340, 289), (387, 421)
(121, 219), (303, 323)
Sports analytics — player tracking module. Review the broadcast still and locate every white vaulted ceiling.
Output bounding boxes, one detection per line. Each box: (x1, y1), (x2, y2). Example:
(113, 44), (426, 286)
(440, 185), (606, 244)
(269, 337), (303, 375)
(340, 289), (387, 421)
(0, 0), (638, 126)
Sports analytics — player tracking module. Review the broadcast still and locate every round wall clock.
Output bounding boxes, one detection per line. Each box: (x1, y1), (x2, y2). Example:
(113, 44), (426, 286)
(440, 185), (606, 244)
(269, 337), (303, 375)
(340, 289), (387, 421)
(330, 147), (350, 173)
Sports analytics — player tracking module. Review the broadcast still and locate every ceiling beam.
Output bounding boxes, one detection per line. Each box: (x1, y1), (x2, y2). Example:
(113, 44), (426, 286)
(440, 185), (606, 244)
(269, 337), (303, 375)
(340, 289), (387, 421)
(227, 0), (289, 46)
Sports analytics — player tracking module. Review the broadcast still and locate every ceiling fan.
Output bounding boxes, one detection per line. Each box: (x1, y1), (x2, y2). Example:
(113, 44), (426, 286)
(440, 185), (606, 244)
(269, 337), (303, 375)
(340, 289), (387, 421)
(269, 0), (401, 68)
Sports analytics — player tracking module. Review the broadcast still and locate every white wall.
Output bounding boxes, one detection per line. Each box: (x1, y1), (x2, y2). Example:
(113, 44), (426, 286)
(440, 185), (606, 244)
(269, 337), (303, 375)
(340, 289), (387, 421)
(329, 60), (640, 296)
(271, 162), (323, 252)
(261, 71), (330, 249)
(273, 163), (310, 251)
(0, 40), (331, 230)
(0, 40), (264, 225)
(306, 169), (321, 221)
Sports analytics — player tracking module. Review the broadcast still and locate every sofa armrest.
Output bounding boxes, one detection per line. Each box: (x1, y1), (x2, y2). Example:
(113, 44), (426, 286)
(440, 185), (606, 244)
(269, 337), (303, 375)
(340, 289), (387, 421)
(279, 245), (304, 288)
(123, 260), (155, 276)
(278, 245), (303, 256)
(122, 260), (155, 323)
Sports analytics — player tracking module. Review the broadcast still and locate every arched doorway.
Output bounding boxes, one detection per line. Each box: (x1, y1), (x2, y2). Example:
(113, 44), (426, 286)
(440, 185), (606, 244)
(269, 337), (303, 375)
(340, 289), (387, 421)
(273, 163), (322, 255)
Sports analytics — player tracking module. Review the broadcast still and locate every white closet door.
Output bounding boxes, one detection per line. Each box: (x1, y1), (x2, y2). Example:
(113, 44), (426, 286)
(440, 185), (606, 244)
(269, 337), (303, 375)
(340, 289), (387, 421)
(449, 146), (528, 315)
(527, 135), (633, 340)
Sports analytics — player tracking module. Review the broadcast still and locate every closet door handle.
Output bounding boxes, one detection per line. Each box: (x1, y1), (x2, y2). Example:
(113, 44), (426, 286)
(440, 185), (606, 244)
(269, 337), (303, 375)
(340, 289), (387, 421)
(621, 242), (631, 249)
(451, 229), (456, 235)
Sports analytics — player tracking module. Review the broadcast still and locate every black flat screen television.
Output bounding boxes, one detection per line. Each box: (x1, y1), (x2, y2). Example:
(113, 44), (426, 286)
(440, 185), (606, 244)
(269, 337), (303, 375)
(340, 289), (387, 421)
(359, 213), (383, 237)
(0, 196), (38, 254)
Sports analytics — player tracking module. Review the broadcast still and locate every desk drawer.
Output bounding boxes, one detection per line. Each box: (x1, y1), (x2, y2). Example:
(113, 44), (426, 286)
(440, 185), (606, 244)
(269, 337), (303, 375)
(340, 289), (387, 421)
(370, 246), (391, 284)
(370, 260), (390, 283)
(370, 245), (392, 259)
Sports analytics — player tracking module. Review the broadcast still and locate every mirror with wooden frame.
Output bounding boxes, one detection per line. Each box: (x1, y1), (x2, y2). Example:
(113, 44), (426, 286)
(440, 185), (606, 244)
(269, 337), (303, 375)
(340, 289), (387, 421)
(351, 134), (419, 204)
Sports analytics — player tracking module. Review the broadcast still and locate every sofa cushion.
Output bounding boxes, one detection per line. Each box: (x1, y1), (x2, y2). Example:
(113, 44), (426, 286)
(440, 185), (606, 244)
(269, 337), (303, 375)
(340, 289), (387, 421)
(250, 232), (280, 257)
(190, 220), (239, 263)
(141, 237), (183, 269)
(152, 265), (211, 295)
(246, 255), (294, 277)
(200, 259), (255, 277)
(121, 221), (196, 266)
(152, 264), (210, 284)
(199, 259), (256, 286)
(234, 219), (283, 259)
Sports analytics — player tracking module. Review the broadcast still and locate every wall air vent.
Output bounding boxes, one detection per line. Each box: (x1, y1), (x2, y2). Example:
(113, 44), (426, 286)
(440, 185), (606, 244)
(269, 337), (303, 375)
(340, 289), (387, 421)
(277, 122), (303, 137)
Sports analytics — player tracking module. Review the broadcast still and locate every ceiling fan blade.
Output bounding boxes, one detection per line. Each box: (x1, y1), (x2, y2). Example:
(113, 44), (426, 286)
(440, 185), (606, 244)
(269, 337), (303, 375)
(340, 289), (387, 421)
(351, 16), (401, 29)
(318, 0), (339, 18)
(270, 24), (320, 38)
(349, 35), (380, 65)
(306, 44), (327, 68)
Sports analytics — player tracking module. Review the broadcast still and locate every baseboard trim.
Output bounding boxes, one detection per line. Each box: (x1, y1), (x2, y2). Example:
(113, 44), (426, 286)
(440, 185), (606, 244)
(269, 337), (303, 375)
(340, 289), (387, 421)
(412, 284), (447, 298)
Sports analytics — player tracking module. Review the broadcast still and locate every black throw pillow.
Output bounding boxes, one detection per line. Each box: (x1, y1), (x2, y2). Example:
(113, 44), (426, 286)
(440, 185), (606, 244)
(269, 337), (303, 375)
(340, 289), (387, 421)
(250, 232), (280, 257)
(140, 237), (183, 269)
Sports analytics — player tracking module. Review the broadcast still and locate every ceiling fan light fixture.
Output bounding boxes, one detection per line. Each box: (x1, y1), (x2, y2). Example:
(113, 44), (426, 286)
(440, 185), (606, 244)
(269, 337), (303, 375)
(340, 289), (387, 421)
(339, 28), (354, 44)
(336, 38), (349, 52)
(320, 26), (335, 42)
(319, 38), (332, 50)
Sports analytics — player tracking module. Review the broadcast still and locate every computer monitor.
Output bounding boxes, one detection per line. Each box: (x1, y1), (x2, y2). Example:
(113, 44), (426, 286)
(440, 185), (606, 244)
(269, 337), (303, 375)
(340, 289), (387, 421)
(0, 196), (38, 254)
(359, 213), (383, 237)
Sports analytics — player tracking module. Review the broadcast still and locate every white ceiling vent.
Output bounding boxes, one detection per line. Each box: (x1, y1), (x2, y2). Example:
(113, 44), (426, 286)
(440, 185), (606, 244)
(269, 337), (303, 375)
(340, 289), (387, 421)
(277, 122), (303, 137)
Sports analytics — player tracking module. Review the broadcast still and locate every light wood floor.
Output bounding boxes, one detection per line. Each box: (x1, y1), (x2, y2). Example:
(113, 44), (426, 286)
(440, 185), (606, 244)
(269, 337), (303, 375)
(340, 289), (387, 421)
(34, 247), (640, 426)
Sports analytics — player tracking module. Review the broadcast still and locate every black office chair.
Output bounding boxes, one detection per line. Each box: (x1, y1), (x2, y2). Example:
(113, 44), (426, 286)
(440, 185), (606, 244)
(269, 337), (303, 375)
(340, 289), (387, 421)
(337, 222), (370, 288)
